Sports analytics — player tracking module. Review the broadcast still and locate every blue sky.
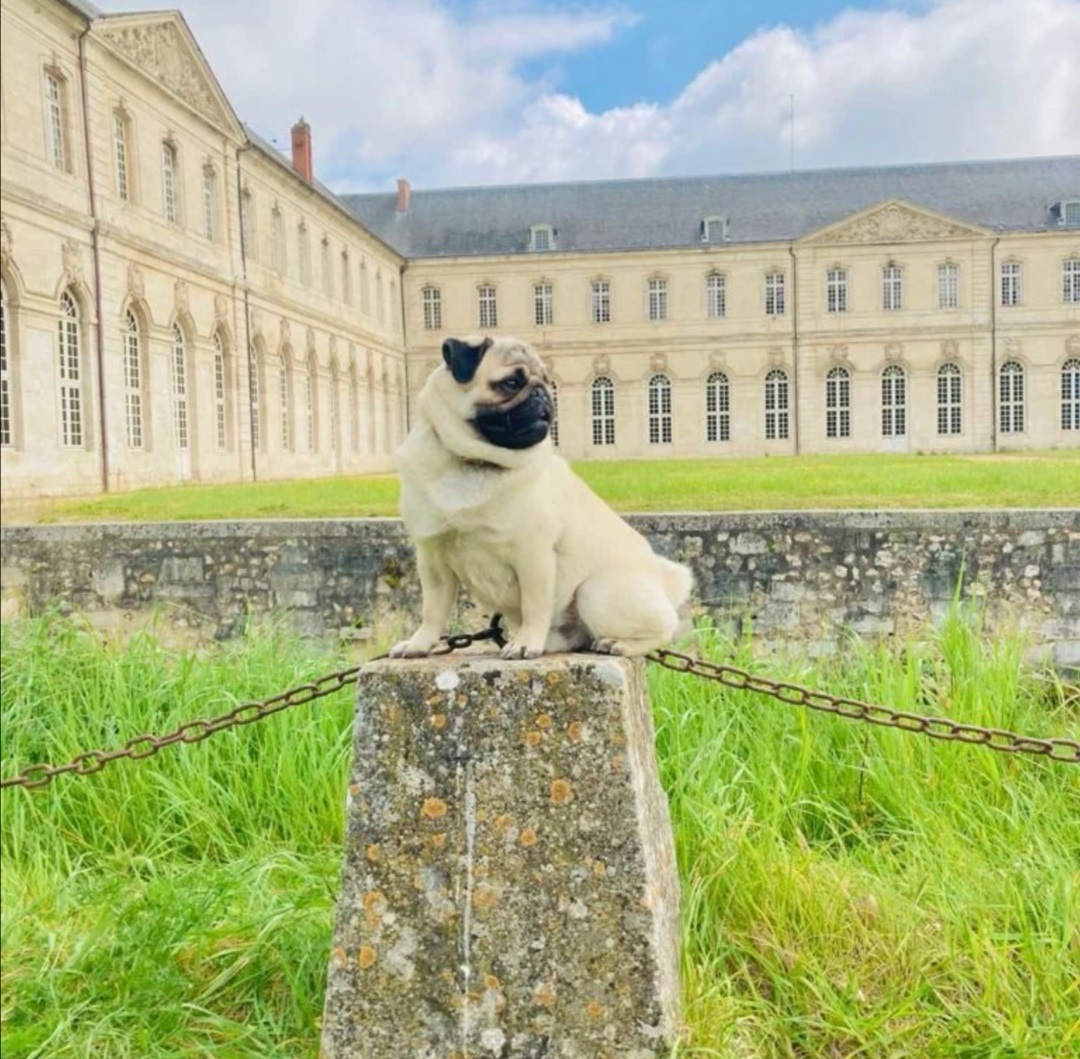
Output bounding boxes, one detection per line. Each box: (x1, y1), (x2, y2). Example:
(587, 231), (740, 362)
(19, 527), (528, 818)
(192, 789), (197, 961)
(98, 0), (1079, 191)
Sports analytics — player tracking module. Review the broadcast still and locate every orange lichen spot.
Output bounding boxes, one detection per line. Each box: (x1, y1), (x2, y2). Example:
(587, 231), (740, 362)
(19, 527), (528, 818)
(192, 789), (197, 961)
(586, 1001), (604, 1019)
(545, 671), (562, 684)
(535, 712), (553, 730)
(430, 832), (447, 849)
(550, 779), (572, 805)
(362, 891), (387, 928)
(422, 796), (449, 819)
(494, 813), (514, 833)
(430, 713), (448, 729)
(524, 730), (543, 747)
(364, 843), (381, 863)
(592, 859), (606, 876)
(347, 782), (361, 796)
(484, 974), (502, 991)
(520, 827), (538, 847)
(472, 885), (498, 910)
(330, 946), (347, 968)
(533, 982), (557, 1008)
(358, 946), (377, 970)
(567, 721), (584, 743)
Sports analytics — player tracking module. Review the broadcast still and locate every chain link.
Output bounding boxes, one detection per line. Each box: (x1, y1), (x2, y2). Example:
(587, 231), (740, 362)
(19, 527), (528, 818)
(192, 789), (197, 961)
(2, 620), (1075, 790)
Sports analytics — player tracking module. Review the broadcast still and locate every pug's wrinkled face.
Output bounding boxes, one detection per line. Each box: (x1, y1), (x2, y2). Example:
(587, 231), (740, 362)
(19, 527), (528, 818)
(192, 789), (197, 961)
(441, 336), (554, 450)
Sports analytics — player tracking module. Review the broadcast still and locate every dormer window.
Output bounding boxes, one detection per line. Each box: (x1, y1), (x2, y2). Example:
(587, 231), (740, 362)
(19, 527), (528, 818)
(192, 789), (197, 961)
(529, 224), (555, 252)
(701, 216), (728, 243)
(1052, 200), (1080, 226)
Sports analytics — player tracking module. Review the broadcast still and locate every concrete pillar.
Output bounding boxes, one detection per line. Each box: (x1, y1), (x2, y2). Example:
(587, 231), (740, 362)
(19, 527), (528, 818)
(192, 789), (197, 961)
(321, 653), (682, 1059)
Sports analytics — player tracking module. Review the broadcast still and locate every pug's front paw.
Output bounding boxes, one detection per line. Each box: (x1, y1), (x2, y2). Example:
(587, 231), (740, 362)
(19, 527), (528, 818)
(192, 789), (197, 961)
(590, 637), (630, 656)
(390, 633), (440, 658)
(500, 640), (544, 660)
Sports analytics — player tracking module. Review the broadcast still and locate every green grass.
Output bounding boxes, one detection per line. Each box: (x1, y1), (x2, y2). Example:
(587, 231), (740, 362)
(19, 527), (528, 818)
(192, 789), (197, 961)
(8, 451), (1079, 524)
(1, 614), (1078, 1058)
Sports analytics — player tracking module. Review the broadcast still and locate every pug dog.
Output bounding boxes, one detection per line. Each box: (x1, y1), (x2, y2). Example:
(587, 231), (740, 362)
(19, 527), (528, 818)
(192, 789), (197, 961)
(390, 335), (693, 660)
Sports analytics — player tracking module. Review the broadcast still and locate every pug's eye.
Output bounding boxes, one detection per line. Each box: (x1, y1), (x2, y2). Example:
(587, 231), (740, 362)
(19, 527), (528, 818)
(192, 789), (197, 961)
(498, 372), (525, 395)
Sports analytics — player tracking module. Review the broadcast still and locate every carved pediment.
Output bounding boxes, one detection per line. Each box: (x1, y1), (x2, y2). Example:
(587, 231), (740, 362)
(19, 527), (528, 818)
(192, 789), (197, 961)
(802, 201), (987, 246)
(95, 16), (239, 134)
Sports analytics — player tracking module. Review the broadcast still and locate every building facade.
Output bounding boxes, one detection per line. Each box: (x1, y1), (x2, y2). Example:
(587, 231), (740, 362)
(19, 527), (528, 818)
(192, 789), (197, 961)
(1, 0), (1078, 500)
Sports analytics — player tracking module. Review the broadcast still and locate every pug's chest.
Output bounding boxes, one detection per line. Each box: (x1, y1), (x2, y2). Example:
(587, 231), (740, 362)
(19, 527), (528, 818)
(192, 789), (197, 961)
(442, 535), (522, 610)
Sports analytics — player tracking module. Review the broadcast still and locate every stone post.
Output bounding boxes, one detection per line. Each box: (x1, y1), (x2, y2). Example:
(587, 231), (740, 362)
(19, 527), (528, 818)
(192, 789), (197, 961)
(321, 653), (682, 1059)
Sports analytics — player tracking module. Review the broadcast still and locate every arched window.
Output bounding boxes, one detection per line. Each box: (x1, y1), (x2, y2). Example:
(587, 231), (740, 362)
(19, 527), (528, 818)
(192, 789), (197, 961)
(881, 365), (906, 438)
(706, 371), (730, 442)
(549, 380), (559, 446)
(1, 280), (12, 447)
(279, 352), (293, 451)
(349, 361), (361, 453)
(122, 310), (143, 449)
(764, 368), (789, 441)
(591, 376), (615, 446)
(937, 363), (962, 435)
(329, 361), (341, 453)
(1062, 359), (1080, 431)
(213, 331), (228, 450)
(58, 291), (83, 446)
(248, 344), (262, 452)
(170, 324), (189, 450)
(825, 366), (851, 439)
(306, 353), (318, 452)
(647, 374), (672, 444)
(999, 360), (1025, 435)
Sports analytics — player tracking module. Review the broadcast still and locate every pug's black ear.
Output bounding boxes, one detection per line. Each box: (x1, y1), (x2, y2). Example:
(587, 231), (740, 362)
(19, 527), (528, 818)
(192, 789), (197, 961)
(442, 337), (491, 384)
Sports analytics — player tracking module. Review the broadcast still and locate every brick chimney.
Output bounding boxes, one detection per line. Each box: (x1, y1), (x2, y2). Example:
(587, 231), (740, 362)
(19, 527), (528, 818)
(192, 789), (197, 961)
(291, 117), (313, 183)
(396, 178), (411, 213)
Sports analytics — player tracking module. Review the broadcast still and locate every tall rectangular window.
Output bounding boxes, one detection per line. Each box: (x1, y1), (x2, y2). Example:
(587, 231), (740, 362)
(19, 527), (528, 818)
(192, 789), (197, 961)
(202, 167), (217, 240)
(1062, 360), (1080, 431)
(298, 224), (311, 285)
(937, 364), (962, 435)
(938, 263), (959, 309)
(765, 272), (785, 317)
(171, 326), (189, 450)
(271, 209), (286, 273)
(422, 286), (442, 330)
(647, 278), (667, 321)
(534, 283), (553, 326)
(248, 351), (261, 451)
(213, 333), (227, 450)
(322, 239), (333, 298)
(241, 191), (255, 258)
(122, 311), (143, 449)
(162, 142), (179, 225)
(342, 252), (352, 304)
(764, 369), (789, 441)
(113, 113), (129, 200)
(478, 285), (497, 329)
(647, 374), (672, 444)
(1001, 261), (1021, 306)
(826, 268), (848, 313)
(591, 280), (611, 323)
(58, 292), (82, 446)
(591, 377), (615, 446)
(705, 372), (730, 442)
(881, 366), (907, 438)
(1063, 258), (1080, 304)
(998, 361), (1025, 434)
(44, 72), (65, 170)
(882, 264), (902, 310)
(0, 283), (11, 448)
(706, 273), (726, 318)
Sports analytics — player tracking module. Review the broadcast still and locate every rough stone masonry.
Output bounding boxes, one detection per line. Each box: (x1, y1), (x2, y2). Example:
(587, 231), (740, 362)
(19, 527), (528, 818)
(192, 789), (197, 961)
(321, 653), (681, 1059)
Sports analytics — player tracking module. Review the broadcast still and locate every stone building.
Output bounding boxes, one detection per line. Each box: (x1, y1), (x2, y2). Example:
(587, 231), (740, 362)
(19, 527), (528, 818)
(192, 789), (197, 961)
(1, 0), (1078, 499)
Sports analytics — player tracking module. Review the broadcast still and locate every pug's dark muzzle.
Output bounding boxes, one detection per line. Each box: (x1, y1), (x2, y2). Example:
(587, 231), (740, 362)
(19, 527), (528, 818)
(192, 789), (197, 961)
(472, 386), (553, 450)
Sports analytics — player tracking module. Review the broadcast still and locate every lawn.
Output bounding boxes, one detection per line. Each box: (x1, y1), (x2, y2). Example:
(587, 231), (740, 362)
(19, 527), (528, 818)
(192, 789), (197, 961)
(7, 450), (1080, 524)
(1, 613), (1077, 1057)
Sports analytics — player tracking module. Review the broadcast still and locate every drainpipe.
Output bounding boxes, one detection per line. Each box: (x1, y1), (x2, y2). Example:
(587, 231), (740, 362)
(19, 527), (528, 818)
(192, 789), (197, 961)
(235, 141), (257, 481)
(989, 237), (1000, 453)
(788, 244), (800, 454)
(78, 26), (109, 492)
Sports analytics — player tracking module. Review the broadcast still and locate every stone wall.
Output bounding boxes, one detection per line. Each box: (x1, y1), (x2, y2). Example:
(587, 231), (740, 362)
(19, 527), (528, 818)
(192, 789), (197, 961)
(2, 510), (1077, 667)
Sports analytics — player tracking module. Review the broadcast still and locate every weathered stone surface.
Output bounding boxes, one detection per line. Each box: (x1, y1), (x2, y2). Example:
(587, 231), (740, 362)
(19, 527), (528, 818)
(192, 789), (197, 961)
(321, 653), (681, 1059)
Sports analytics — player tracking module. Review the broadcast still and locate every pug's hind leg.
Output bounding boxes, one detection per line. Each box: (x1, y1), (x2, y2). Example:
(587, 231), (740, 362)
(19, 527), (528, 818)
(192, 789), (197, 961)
(576, 571), (681, 658)
(390, 544), (459, 658)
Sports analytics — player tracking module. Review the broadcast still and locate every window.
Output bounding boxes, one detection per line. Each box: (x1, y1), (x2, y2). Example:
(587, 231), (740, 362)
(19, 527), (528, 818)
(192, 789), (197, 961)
(298, 223), (311, 286)
(122, 310), (143, 449)
(248, 346), (261, 451)
(171, 325), (189, 450)
(1062, 359), (1080, 431)
(648, 374), (672, 444)
(938, 262), (959, 310)
(349, 363), (361, 453)
(591, 280), (611, 324)
(279, 355), (292, 451)
(241, 189), (255, 259)
(764, 369), (789, 441)
(376, 273), (386, 323)
(1053, 200), (1080, 226)
(1001, 261), (1021, 307)
(702, 216), (727, 243)
(881, 365), (907, 438)
(321, 238), (332, 298)
(422, 286), (442, 331)
(202, 166), (217, 240)
(530, 225), (554, 252)
(44, 71), (66, 170)
(882, 263), (902, 311)
(329, 364), (340, 453)
(937, 363), (962, 435)
(306, 355), (318, 452)
(705, 371), (730, 442)
(213, 332), (228, 450)
(826, 268), (848, 313)
(534, 283), (553, 326)
(647, 278), (668, 322)
(1, 281), (11, 447)
(271, 207), (286, 274)
(999, 360), (1025, 434)
(479, 285), (497, 329)
(825, 366), (851, 439)
(706, 273), (726, 319)
(549, 380), (559, 446)
(359, 260), (370, 313)
(58, 291), (82, 446)
(342, 252), (352, 305)
(162, 141), (179, 225)
(1063, 258), (1080, 305)
(591, 376), (615, 446)
(113, 112), (130, 201)
(765, 271), (785, 317)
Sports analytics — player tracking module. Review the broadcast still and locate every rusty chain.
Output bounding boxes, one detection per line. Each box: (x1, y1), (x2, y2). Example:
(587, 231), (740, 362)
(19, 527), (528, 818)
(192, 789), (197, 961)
(2, 620), (1076, 790)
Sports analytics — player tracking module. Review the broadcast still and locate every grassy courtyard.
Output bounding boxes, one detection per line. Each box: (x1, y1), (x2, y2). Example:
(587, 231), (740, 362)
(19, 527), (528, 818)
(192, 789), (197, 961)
(6, 450), (1079, 524)
(1, 613), (1077, 1058)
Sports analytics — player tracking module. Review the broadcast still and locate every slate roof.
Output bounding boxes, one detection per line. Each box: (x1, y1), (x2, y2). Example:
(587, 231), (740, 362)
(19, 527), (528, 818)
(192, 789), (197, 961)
(343, 156), (1080, 259)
